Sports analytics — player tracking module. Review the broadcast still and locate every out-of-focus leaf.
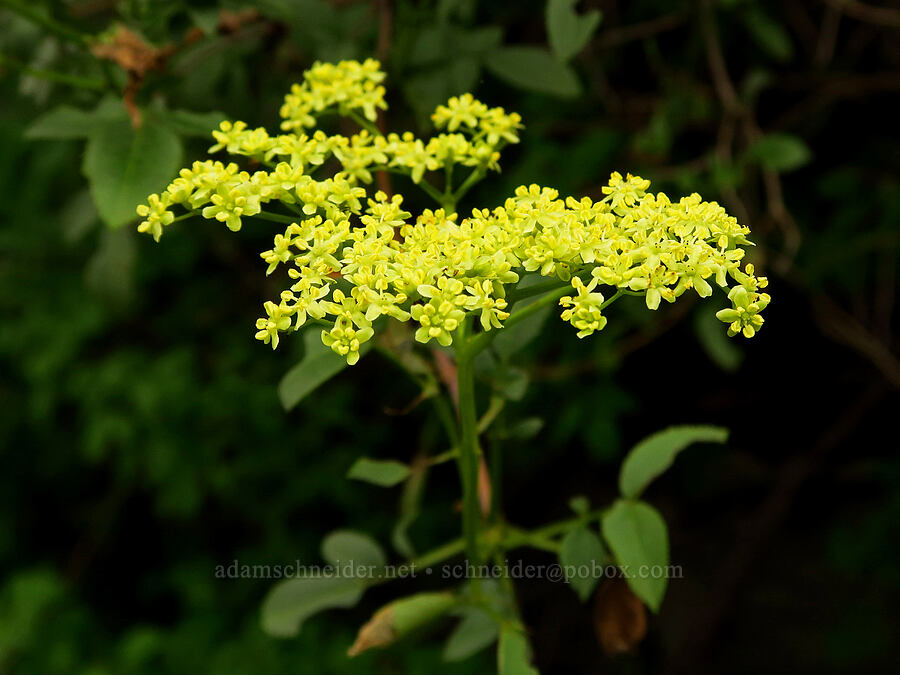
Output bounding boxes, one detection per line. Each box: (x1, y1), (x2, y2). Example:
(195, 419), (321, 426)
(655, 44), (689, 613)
(82, 117), (183, 227)
(569, 495), (589, 515)
(485, 46), (581, 98)
(493, 366), (529, 401)
(278, 330), (369, 410)
(619, 425), (728, 498)
(158, 109), (227, 138)
(348, 592), (457, 656)
(546, 0), (602, 62)
(497, 626), (539, 675)
(601, 500), (669, 612)
(25, 98), (126, 139)
(494, 277), (556, 359)
(497, 417), (544, 441)
(347, 458), (411, 487)
(560, 526), (607, 601)
(260, 576), (364, 638)
(321, 530), (386, 569)
(741, 7), (793, 62)
(443, 607), (499, 661)
(695, 306), (744, 371)
(747, 133), (812, 172)
(392, 457), (428, 558)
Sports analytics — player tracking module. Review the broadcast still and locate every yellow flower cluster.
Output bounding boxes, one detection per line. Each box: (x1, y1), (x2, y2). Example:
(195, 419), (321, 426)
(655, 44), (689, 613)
(279, 58), (387, 131)
(138, 60), (769, 363)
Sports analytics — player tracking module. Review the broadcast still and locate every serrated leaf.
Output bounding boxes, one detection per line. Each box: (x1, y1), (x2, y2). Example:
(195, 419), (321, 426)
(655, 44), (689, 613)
(747, 133), (812, 172)
(485, 46), (581, 98)
(443, 608), (499, 662)
(278, 330), (369, 410)
(619, 425), (728, 498)
(347, 458), (411, 487)
(498, 627), (539, 675)
(260, 575), (364, 637)
(321, 530), (386, 569)
(82, 117), (182, 227)
(560, 526), (607, 601)
(601, 500), (669, 612)
(546, 0), (602, 62)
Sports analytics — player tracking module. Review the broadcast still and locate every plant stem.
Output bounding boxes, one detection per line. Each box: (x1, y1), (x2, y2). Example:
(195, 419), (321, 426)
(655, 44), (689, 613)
(346, 110), (382, 137)
(251, 211), (297, 225)
(410, 537), (465, 570)
(467, 284), (571, 354)
(417, 179), (450, 209)
(455, 322), (483, 566)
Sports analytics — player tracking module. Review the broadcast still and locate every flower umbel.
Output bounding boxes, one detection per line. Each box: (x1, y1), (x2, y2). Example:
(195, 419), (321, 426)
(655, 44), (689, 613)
(137, 59), (770, 363)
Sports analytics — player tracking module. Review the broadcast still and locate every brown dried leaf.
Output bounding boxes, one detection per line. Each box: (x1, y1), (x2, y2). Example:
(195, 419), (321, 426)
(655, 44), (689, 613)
(593, 578), (647, 656)
(90, 25), (173, 75)
(347, 606), (395, 657)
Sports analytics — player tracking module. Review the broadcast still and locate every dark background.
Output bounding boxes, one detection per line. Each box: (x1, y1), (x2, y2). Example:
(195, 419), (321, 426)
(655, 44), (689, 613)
(1, 0), (899, 672)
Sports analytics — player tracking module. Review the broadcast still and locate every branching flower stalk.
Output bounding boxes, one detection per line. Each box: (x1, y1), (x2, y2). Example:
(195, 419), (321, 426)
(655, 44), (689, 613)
(137, 58), (770, 660)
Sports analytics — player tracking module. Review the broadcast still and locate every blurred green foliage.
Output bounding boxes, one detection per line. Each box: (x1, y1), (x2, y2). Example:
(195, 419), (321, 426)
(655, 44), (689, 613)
(1, 0), (899, 672)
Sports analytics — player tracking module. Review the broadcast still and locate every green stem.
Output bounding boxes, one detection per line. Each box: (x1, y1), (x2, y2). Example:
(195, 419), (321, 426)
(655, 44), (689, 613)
(455, 322), (483, 566)
(467, 285), (570, 355)
(416, 178), (450, 209)
(502, 509), (607, 552)
(346, 110), (382, 137)
(409, 537), (465, 570)
(451, 165), (487, 204)
(251, 211), (297, 225)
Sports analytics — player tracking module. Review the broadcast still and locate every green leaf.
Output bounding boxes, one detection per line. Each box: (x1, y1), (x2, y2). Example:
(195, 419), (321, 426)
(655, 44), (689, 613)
(497, 627), (539, 675)
(82, 117), (183, 227)
(601, 500), (669, 612)
(260, 575), (364, 637)
(321, 530), (386, 569)
(278, 330), (369, 410)
(158, 108), (227, 138)
(493, 366), (529, 401)
(546, 0), (602, 62)
(347, 458), (411, 487)
(388, 592), (457, 634)
(501, 417), (544, 441)
(484, 46), (581, 98)
(494, 282), (554, 360)
(747, 133), (812, 172)
(392, 459), (428, 558)
(25, 98), (127, 140)
(443, 607), (499, 662)
(695, 307), (744, 372)
(559, 526), (607, 601)
(619, 425), (728, 498)
(568, 495), (589, 515)
(741, 7), (793, 62)
(350, 592), (458, 656)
